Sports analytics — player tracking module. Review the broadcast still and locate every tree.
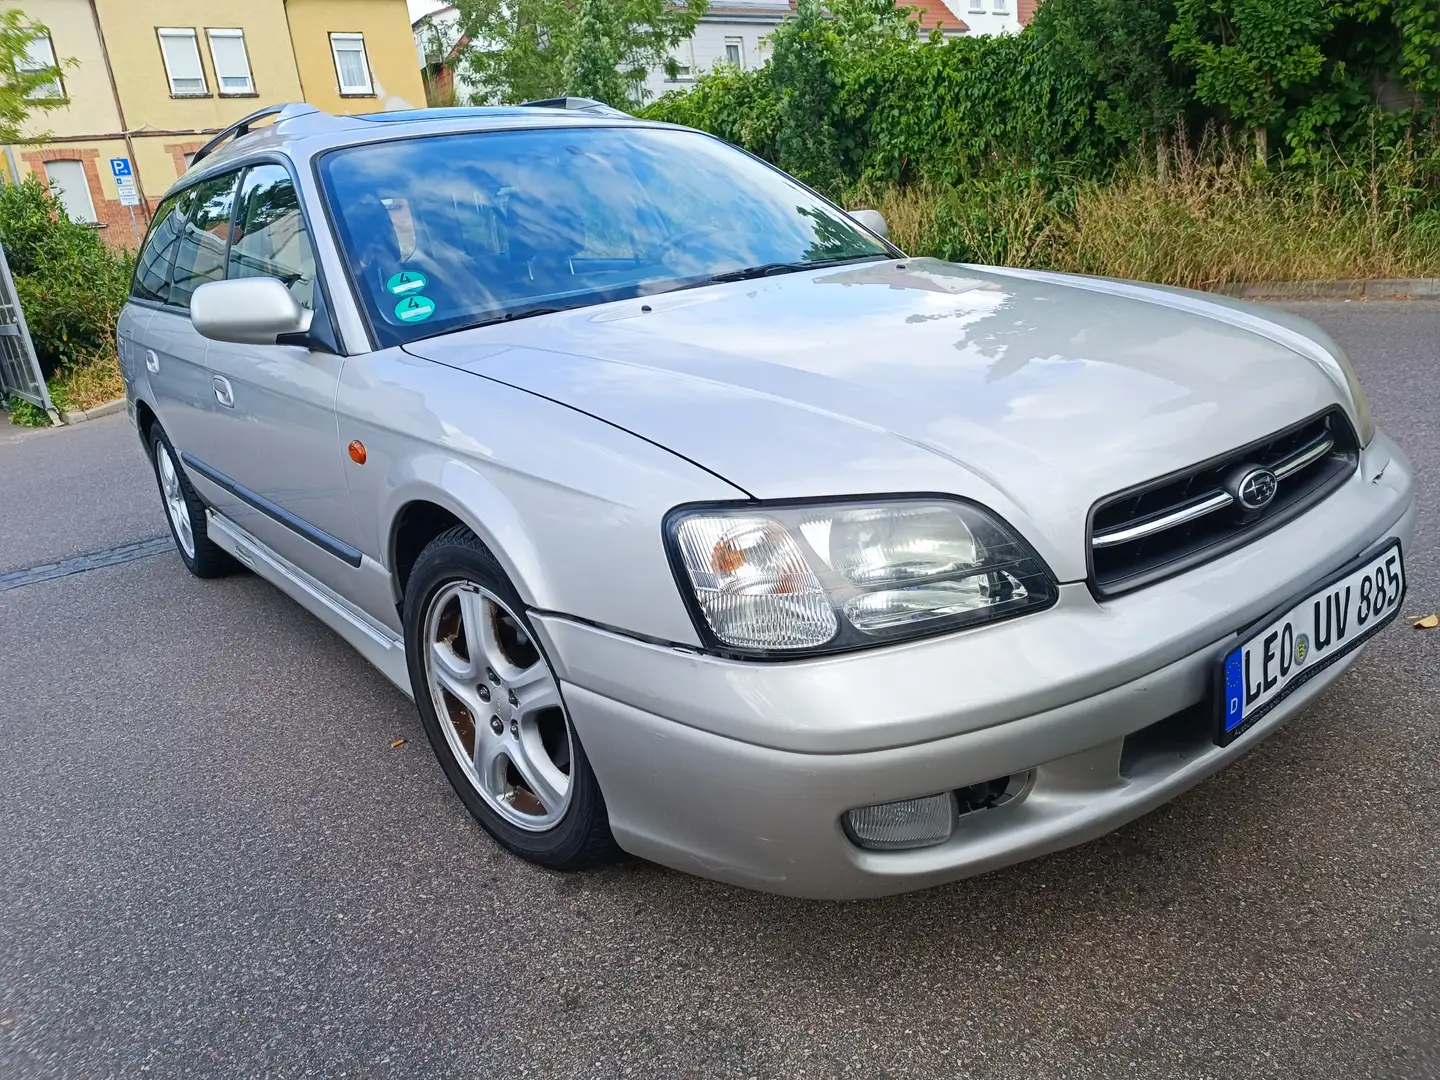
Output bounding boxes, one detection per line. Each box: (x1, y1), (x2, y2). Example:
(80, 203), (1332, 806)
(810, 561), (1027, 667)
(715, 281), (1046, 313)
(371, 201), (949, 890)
(0, 9), (71, 143)
(450, 0), (707, 108)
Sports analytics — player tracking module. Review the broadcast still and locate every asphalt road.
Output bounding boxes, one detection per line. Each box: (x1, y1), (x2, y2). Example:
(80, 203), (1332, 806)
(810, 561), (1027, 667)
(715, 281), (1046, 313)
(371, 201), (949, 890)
(2, 301), (1437, 1079)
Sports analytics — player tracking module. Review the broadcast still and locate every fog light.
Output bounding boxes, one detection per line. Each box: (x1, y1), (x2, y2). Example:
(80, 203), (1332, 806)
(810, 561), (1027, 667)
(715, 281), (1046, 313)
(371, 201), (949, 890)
(845, 793), (956, 851)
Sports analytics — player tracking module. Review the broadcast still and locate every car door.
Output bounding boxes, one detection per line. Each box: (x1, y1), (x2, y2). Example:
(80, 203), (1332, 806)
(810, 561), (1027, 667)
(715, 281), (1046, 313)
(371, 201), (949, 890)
(132, 187), (213, 457)
(195, 162), (360, 592)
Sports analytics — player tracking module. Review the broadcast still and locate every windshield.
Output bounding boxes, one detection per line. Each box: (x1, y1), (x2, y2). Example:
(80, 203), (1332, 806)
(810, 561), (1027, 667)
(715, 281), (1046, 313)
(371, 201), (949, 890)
(318, 126), (891, 347)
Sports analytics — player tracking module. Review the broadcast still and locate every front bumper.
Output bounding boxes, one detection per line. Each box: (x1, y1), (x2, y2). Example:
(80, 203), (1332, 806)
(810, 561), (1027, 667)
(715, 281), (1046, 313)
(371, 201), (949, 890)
(533, 433), (1416, 899)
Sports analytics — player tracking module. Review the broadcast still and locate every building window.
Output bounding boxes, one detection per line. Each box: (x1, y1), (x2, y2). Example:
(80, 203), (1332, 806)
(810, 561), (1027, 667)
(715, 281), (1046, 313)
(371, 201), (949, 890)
(206, 29), (254, 95)
(724, 37), (744, 68)
(157, 28), (209, 96)
(667, 41), (693, 82)
(992, 0), (1008, 10)
(183, 152), (198, 171)
(19, 32), (64, 100)
(329, 33), (374, 96)
(44, 160), (97, 224)
(968, 0), (983, 10)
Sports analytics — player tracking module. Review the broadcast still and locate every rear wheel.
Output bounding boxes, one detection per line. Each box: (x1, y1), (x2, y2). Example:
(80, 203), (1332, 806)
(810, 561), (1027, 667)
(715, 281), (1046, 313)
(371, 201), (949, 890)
(148, 426), (234, 578)
(404, 526), (618, 869)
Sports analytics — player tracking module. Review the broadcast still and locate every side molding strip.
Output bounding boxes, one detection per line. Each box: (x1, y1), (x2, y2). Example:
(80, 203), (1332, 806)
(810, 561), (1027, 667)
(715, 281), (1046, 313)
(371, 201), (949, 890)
(180, 452), (364, 568)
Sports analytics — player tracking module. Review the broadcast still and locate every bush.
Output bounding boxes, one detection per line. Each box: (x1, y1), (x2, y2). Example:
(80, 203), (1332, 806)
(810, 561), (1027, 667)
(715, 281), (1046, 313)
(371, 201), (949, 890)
(0, 174), (132, 379)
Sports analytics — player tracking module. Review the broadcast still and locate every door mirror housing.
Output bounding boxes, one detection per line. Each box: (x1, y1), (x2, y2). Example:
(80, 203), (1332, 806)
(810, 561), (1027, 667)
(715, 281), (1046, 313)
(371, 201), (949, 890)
(191, 277), (313, 346)
(849, 208), (889, 241)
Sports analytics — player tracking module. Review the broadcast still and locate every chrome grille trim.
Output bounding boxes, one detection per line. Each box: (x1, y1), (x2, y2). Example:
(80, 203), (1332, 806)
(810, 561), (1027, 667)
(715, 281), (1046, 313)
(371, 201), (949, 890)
(1091, 491), (1234, 549)
(1087, 409), (1359, 597)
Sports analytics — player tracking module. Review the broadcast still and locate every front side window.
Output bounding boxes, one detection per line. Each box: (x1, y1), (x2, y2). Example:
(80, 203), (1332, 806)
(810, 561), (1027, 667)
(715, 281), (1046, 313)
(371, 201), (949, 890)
(206, 29), (254, 95)
(132, 191), (191, 304)
(329, 33), (373, 95)
(170, 173), (239, 309)
(229, 165), (317, 310)
(319, 127), (890, 348)
(44, 160), (96, 223)
(157, 28), (208, 96)
(19, 32), (63, 99)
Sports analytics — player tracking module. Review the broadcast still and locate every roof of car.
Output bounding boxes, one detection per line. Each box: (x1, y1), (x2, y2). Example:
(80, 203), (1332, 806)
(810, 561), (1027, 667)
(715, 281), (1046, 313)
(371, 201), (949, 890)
(178, 99), (656, 189)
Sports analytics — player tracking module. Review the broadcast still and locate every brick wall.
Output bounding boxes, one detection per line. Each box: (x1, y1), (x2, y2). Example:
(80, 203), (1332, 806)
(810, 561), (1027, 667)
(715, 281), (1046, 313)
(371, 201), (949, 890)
(21, 147), (148, 250)
(165, 140), (208, 180)
(1018, 0), (1039, 25)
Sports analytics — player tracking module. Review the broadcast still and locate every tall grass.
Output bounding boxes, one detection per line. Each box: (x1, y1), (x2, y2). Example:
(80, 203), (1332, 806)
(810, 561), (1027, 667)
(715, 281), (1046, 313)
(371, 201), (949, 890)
(851, 129), (1440, 288)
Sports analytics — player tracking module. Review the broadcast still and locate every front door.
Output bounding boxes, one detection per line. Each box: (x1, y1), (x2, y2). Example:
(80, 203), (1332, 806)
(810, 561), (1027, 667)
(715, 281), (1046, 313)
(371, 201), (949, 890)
(193, 164), (360, 591)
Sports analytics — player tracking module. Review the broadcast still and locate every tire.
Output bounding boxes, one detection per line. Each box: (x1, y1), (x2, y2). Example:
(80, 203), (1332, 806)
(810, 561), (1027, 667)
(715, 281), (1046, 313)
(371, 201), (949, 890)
(148, 425), (235, 579)
(403, 525), (619, 870)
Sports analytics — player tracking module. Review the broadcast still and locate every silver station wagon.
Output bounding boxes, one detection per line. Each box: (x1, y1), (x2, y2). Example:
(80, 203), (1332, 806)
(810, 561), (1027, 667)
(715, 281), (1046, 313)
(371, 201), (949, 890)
(120, 100), (1415, 899)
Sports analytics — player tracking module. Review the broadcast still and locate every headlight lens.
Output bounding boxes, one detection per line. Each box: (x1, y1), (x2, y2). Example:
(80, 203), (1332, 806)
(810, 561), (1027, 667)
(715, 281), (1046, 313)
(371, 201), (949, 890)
(667, 498), (1056, 656)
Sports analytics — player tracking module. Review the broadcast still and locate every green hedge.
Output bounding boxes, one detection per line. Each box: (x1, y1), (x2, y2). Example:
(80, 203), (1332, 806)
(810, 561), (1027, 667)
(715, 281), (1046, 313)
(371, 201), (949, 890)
(0, 175), (132, 379)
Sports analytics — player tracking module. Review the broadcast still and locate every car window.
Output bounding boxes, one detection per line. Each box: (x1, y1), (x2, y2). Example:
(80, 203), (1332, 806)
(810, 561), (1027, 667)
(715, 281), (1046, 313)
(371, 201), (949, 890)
(169, 172), (239, 310)
(229, 164), (317, 310)
(318, 127), (890, 348)
(130, 191), (189, 305)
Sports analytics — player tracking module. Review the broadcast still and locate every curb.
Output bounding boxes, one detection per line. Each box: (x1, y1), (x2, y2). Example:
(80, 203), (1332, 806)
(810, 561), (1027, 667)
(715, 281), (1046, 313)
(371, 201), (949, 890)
(1214, 277), (1440, 300)
(59, 398), (127, 425)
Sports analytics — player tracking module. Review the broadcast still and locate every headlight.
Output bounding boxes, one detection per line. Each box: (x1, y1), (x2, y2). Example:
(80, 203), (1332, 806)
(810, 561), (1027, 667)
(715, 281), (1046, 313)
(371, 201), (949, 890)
(666, 498), (1057, 657)
(1332, 344), (1375, 446)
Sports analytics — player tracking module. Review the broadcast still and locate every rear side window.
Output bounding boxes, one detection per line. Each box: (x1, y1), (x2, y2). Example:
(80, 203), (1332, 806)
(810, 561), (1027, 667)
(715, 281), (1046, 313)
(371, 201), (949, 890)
(169, 173), (239, 309)
(130, 192), (189, 305)
(229, 165), (317, 310)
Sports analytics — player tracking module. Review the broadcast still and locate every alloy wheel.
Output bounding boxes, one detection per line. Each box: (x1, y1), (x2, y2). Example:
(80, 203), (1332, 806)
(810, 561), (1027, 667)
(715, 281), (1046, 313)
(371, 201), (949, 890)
(156, 442), (195, 558)
(422, 581), (573, 831)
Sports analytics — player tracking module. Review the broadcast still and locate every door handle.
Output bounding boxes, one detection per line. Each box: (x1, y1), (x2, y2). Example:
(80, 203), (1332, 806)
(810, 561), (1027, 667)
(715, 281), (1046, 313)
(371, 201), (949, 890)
(144, 349), (159, 374)
(213, 375), (234, 409)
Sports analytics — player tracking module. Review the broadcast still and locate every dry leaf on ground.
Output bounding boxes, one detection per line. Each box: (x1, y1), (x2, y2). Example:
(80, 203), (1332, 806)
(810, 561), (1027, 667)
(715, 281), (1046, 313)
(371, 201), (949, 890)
(1410, 614), (1439, 630)
(390, 738), (406, 748)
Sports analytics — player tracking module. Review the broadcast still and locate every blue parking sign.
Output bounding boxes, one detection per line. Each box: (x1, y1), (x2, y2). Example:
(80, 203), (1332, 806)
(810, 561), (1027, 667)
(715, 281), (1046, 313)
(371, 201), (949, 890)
(110, 158), (132, 179)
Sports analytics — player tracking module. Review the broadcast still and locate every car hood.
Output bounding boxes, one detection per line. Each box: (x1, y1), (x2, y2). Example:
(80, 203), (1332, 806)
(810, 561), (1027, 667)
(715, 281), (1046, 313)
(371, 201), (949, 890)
(402, 259), (1359, 580)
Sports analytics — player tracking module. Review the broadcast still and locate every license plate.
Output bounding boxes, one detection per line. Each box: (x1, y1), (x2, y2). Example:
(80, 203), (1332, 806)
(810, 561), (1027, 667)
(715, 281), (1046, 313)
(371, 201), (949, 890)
(1216, 540), (1405, 746)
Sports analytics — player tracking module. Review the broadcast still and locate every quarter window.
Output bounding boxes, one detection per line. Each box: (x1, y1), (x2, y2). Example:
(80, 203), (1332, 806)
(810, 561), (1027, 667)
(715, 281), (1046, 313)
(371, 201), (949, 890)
(229, 165), (317, 310)
(329, 33), (373, 96)
(206, 29), (254, 95)
(43, 160), (97, 224)
(132, 192), (190, 305)
(158, 28), (208, 96)
(169, 173), (240, 309)
(19, 32), (63, 99)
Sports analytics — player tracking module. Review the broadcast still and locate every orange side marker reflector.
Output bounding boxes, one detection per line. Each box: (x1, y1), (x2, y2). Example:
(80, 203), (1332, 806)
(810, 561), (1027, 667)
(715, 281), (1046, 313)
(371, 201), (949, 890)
(348, 440), (367, 465)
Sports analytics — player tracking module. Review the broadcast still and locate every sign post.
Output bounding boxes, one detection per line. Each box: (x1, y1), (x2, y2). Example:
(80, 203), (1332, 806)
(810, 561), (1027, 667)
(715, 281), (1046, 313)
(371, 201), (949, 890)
(110, 157), (142, 245)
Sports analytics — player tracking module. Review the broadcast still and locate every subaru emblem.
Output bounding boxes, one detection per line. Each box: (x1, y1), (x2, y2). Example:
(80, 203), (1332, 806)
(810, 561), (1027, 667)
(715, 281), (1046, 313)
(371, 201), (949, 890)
(1233, 466), (1278, 511)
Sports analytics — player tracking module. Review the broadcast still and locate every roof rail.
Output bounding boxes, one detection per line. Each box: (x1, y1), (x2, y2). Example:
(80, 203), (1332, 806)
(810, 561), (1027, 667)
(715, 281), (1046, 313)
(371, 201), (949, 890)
(519, 97), (631, 118)
(191, 103), (320, 165)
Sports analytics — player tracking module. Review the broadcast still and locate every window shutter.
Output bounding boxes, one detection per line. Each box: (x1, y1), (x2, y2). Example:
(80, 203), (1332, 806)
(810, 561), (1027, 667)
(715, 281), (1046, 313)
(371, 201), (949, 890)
(20, 34), (63, 98)
(45, 161), (97, 224)
(158, 29), (207, 96)
(207, 30), (253, 94)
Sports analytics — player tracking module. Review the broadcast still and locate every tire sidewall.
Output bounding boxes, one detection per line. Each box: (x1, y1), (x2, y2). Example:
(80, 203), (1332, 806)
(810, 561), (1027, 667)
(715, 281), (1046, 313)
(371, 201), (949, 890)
(403, 535), (608, 866)
(148, 426), (201, 575)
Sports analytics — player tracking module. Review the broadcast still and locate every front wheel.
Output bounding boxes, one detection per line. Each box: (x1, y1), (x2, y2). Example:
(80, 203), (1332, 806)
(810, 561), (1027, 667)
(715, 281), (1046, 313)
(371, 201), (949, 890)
(403, 526), (619, 870)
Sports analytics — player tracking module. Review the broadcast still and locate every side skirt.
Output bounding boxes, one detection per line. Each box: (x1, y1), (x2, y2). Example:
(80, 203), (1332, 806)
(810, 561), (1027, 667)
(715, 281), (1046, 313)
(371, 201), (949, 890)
(206, 510), (414, 699)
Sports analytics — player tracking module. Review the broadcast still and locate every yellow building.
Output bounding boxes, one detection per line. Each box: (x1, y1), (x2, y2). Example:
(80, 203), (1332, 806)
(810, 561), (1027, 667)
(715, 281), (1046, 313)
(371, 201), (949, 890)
(6, 0), (425, 248)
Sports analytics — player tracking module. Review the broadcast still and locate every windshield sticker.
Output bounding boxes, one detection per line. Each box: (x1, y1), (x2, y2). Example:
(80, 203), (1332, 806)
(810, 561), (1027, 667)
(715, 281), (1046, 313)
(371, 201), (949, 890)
(394, 295), (436, 323)
(386, 270), (428, 295)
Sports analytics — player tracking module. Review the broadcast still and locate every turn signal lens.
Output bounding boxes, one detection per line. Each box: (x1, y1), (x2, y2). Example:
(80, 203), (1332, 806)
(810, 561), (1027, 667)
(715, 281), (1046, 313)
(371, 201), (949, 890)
(845, 794), (956, 850)
(672, 515), (837, 650)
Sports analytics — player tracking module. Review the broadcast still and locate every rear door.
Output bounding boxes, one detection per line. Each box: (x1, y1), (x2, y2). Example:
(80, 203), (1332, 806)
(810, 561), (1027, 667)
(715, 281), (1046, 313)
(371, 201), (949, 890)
(131, 188), (214, 456)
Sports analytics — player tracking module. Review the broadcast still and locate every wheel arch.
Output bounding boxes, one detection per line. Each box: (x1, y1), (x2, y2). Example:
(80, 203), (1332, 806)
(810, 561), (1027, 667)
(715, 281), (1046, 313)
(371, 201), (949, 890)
(382, 465), (554, 614)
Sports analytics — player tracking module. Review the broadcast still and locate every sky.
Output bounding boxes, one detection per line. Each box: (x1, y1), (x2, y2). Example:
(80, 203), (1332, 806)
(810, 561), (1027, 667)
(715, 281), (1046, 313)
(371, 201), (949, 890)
(407, 0), (449, 21)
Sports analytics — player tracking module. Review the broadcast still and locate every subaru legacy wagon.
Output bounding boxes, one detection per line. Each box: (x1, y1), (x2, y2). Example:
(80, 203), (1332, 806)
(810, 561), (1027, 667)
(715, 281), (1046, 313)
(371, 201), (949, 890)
(119, 100), (1415, 898)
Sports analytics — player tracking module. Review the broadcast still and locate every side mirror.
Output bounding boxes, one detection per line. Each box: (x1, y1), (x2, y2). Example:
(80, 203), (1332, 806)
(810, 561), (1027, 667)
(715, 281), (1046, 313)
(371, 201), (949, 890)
(849, 208), (889, 241)
(191, 277), (313, 346)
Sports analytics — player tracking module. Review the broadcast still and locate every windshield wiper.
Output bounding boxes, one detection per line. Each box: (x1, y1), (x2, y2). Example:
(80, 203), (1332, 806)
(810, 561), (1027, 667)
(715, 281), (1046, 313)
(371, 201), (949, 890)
(705, 254), (886, 284)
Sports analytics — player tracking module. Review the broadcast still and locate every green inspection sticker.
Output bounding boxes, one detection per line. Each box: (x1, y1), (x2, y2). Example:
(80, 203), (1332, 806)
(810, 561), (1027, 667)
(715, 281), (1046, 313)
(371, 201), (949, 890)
(394, 295), (436, 322)
(386, 270), (428, 295)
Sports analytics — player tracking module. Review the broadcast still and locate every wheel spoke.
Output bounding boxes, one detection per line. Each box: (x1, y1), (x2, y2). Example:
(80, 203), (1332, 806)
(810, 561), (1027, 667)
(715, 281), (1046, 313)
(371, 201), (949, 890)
(509, 661), (562, 719)
(507, 728), (568, 816)
(462, 590), (512, 678)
